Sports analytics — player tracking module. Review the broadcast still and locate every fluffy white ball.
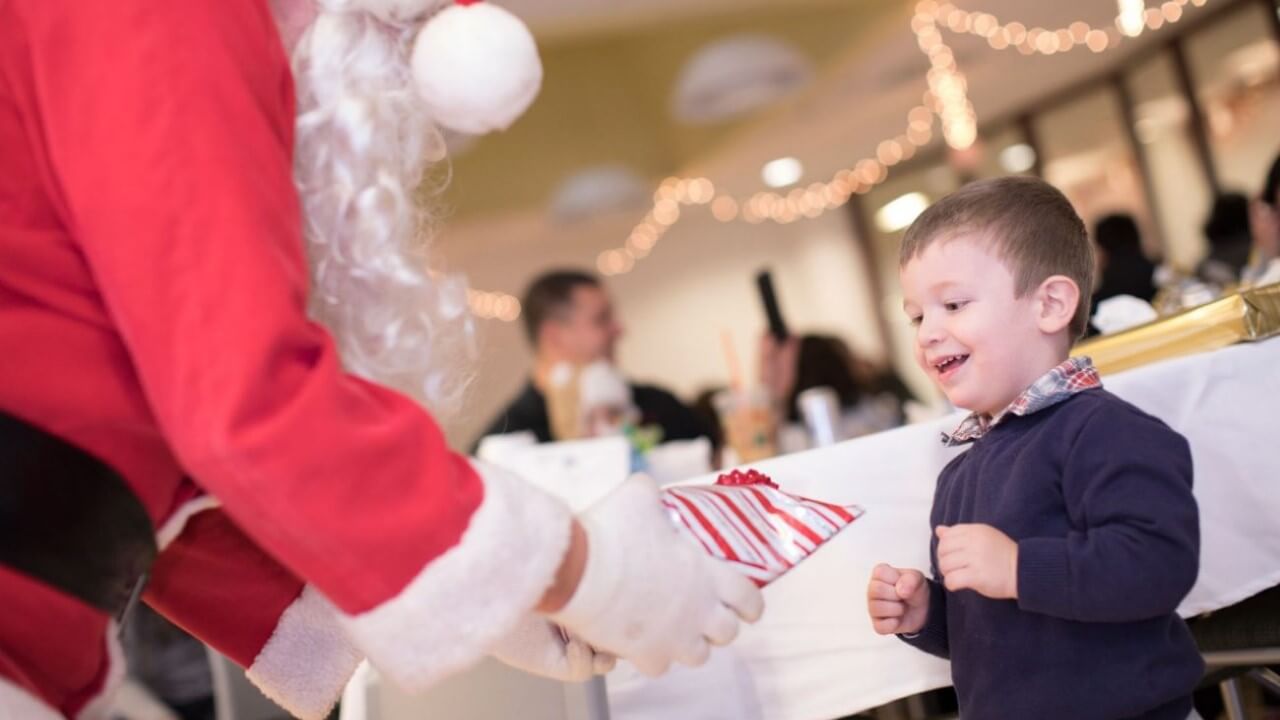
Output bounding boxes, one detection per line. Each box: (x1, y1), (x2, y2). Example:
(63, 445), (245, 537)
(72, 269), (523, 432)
(410, 1), (542, 134)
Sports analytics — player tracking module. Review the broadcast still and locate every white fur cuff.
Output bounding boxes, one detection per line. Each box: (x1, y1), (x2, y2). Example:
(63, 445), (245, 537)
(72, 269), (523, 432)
(247, 587), (363, 720)
(340, 460), (573, 692)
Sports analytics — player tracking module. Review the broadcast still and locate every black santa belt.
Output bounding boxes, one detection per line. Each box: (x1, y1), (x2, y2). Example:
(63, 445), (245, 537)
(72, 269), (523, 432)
(0, 410), (156, 619)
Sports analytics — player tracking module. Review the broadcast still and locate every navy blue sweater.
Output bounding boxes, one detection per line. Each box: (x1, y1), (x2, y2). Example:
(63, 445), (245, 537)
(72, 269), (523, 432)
(902, 388), (1203, 719)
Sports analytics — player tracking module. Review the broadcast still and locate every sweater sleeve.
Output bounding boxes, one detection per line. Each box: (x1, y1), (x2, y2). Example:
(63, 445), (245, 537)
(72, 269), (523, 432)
(23, 0), (571, 691)
(1016, 406), (1199, 622)
(897, 578), (949, 659)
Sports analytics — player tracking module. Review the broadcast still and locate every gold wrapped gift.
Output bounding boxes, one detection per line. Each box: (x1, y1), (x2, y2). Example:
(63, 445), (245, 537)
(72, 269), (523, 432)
(1073, 283), (1280, 375)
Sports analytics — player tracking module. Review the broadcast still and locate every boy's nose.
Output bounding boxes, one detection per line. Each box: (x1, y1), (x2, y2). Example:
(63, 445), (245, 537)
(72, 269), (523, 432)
(917, 319), (945, 347)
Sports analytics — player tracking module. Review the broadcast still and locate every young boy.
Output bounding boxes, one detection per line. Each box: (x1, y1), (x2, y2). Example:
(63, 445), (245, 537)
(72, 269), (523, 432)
(868, 177), (1203, 719)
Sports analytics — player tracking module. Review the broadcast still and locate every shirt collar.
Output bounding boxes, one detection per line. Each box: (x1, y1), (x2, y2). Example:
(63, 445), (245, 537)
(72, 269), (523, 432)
(940, 356), (1101, 447)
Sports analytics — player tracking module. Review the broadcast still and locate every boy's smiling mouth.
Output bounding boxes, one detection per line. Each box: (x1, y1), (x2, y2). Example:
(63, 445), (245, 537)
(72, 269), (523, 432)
(932, 353), (970, 381)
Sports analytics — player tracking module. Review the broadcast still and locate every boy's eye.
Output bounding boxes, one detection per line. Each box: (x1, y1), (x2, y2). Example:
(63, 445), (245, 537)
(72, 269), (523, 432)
(943, 300), (969, 312)
(907, 315), (923, 327)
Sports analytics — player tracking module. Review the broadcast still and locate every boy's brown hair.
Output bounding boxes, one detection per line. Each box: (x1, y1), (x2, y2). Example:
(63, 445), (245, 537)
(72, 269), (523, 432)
(900, 176), (1095, 340)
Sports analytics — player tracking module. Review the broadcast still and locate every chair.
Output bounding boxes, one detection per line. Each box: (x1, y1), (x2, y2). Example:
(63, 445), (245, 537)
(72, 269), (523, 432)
(1190, 584), (1280, 720)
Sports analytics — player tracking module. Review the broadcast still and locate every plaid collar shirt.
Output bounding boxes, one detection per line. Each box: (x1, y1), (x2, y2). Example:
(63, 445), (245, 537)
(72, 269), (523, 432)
(941, 356), (1102, 447)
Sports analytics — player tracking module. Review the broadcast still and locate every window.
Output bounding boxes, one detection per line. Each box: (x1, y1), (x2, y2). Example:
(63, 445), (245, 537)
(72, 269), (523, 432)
(1185, 2), (1280, 193)
(1126, 51), (1214, 268)
(1034, 88), (1156, 255)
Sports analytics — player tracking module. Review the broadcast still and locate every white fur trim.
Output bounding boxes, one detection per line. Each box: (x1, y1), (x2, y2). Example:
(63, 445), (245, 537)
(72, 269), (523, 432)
(156, 495), (222, 551)
(0, 676), (61, 720)
(76, 620), (127, 720)
(246, 586), (362, 720)
(340, 460), (572, 692)
(410, 2), (543, 134)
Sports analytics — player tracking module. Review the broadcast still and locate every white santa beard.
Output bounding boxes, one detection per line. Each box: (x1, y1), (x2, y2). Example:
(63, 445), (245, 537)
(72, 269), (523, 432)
(288, 6), (477, 422)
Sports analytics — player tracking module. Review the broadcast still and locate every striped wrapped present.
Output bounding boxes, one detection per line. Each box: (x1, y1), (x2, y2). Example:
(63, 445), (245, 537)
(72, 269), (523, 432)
(661, 469), (863, 587)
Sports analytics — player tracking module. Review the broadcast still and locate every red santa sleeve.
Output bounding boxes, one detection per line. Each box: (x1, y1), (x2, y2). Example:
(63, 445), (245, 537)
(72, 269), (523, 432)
(147, 502), (360, 720)
(24, 0), (571, 694)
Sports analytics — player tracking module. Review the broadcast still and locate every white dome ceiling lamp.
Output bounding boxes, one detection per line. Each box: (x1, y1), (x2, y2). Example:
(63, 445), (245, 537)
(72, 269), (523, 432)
(671, 35), (815, 125)
(550, 165), (652, 223)
(761, 156), (804, 189)
(875, 192), (930, 234)
(999, 143), (1038, 174)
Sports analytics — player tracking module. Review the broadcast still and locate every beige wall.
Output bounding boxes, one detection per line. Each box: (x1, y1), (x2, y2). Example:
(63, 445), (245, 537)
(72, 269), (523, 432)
(436, 205), (885, 449)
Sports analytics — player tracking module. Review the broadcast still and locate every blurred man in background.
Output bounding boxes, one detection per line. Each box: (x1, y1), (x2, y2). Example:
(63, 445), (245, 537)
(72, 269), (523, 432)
(481, 270), (713, 445)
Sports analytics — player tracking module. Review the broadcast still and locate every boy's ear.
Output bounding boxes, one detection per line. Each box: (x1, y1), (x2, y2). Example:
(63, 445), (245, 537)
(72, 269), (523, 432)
(1035, 275), (1080, 335)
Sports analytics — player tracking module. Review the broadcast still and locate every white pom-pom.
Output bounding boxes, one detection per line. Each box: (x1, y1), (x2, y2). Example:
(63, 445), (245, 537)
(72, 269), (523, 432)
(410, 1), (542, 135)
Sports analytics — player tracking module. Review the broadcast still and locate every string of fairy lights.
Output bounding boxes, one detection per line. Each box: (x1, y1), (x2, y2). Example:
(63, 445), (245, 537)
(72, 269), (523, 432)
(468, 0), (1210, 321)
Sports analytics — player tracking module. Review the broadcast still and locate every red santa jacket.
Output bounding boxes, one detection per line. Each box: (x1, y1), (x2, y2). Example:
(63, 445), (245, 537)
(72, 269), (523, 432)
(0, 1), (571, 718)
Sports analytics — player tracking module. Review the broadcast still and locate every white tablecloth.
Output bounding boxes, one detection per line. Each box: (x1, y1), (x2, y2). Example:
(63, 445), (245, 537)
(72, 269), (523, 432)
(607, 339), (1280, 720)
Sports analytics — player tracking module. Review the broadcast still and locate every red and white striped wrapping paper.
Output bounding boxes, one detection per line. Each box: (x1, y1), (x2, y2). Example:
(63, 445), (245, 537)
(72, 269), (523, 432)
(661, 469), (863, 587)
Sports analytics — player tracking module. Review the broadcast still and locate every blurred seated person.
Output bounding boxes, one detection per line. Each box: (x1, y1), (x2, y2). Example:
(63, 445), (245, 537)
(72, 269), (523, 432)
(690, 386), (725, 450)
(1091, 214), (1158, 305)
(481, 270), (713, 445)
(1086, 214), (1159, 336)
(1198, 192), (1254, 285)
(1243, 153), (1280, 286)
(761, 333), (915, 442)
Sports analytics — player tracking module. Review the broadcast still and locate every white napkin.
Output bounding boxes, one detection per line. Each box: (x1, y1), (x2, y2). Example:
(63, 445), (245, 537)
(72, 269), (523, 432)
(479, 435), (631, 512)
(645, 438), (713, 486)
(1092, 294), (1158, 335)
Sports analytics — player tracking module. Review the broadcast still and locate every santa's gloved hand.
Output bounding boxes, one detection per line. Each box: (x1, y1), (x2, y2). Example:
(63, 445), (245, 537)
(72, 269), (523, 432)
(550, 474), (765, 677)
(491, 614), (615, 682)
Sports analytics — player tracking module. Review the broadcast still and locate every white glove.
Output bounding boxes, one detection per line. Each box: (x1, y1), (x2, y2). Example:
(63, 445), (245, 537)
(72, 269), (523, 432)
(491, 614), (616, 682)
(550, 474), (765, 677)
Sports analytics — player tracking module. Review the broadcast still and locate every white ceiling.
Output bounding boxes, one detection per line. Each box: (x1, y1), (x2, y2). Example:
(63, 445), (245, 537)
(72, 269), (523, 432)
(684, 0), (1230, 196)
(495, 0), (856, 39)
(455, 0), (1243, 221)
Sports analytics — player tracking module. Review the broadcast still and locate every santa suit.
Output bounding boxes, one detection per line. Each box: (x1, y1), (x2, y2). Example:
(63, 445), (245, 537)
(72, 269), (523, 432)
(0, 1), (571, 718)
